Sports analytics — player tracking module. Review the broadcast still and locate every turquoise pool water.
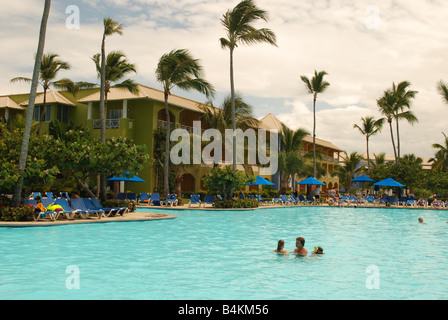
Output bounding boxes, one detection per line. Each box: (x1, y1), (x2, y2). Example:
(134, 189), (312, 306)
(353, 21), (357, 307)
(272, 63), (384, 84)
(0, 206), (447, 300)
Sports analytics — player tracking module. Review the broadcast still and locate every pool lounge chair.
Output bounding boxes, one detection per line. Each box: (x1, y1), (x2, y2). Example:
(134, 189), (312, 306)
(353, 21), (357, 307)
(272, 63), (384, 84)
(366, 196), (375, 205)
(22, 199), (56, 221)
(161, 194), (178, 207)
(188, 194), (201, 208)
(256, 194), (268, 205)
(349, 196), (357, 204)
(405, 196), (416, 206)
(139, 193), (149, 204)
(82, 198), (105, 218)
(149, 193), (160, 206)
(272, 196), (283, 205)
(203, 195), (215, 207)
(378, 196), (389, 205)
(298, 195), (307, 204)
(31, 192), (42, 200)
(69, 198), (98, 219)
(116, 193), (126, 200)
(388, 196), (399, 206)
(54, 198), (78, 219)
(90, 197), (126, 216)
(281, 195), (294, 205)
(306, 194), (315, 205)
(126, 193), (137, 202)
(45, 192), (54, 199)
(40, 198), (64, 220)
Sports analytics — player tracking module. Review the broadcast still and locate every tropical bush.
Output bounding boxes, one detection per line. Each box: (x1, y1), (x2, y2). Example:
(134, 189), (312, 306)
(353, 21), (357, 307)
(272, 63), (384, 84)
(202, 166), (252, 200)
(0, 204), (35, 221)
(214, 198), (258, 209)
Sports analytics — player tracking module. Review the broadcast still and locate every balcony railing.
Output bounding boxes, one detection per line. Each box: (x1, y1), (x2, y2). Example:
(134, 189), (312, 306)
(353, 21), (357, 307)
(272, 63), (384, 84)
(93, 119), (120, 129)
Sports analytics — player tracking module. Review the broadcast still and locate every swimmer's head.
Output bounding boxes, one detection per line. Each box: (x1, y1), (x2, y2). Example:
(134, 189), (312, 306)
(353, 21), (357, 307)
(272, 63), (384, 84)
(418, 217), (424, 223)
(313, 246), (323, 254)
(277, 239), (285, 251)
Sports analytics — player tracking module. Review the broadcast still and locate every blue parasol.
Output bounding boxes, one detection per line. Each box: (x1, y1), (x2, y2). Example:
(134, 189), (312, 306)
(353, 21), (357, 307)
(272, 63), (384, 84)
(108, 171), (146, 182)
(351, 175), (375, 183)
(248, 176), (275, 186)
(297, 177), (326, 186)
(373, 178), (404, 187)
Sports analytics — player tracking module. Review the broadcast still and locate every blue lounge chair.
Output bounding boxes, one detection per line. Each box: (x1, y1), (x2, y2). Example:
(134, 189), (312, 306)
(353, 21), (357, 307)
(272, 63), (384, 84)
(116, 193), (126, 200)
(149, 193), (160, 206)
(139, 193), (149, 204)
(378, 196), (388, 205)
(239, 193), (246, 199)
(298, 195), (307, 204)
(54, 198), (78, 219)
(349, 196), (357, 204)
(217, 195), (223, 200)
(339, 196), (349, 205)
(388, 196), (398, 205)
(406, 196), (416, 206)
(45, 192), (54, 199)
(40, 198), (63, 220)
(203, 195), (215, 207)
(69, 198), (96, 219)
(126, 193), (137, 202)
(22, 199), (55, 221)
(32, 192), (42, 200)
(366, 196), (375, 204)
(281, 195), (294, 205)
(272, 196), (283, 205)
(306, 194), (315, 205)
(289, 194), (300, 205)
(398, 196), (408, 206)
(161, 194), (178, 207)
(60, 192), (70, 199)
(188, 194), (201, 208)
(82, 198), (104, 218)
(256, 194), (267, 205)
(90, 197), (126, 216)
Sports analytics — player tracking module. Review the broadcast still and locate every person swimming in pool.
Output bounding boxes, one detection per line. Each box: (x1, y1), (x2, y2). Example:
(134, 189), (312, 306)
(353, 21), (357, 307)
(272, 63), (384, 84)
(312, 246), (324, 255)
(292, 237), (308, 256)
(418, 217), (427, 224)
(273, 240), (289, 254)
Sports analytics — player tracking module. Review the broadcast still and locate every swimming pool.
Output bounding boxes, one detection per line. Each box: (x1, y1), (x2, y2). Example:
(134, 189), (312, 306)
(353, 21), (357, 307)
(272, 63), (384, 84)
(0, 206), (447, 299)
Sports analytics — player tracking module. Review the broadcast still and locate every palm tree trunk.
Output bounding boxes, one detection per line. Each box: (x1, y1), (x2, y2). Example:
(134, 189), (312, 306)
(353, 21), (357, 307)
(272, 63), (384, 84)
(164, 91), (170, 197)
(395, 114), (400, 162)
(36, 87), (47, 135)
(100, 33), (107, 144)
(366, 136), (370, 172)
(313, 94), (317, 178)
(388, 120), (398, 163)
(11, 0), (51, 207)
(230, 48), (236, 173)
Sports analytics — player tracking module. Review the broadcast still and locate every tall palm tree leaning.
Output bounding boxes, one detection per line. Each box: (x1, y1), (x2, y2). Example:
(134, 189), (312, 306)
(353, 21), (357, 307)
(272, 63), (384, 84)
(156, 49), (215, 197)
(391, 81), (418, 160)
(353, 116), (384, 172)
(220, 0), (277, 173)
(11, 53), (70, 134)
(300, 70), (330, 178)
(437, 80), (448, 106)
(377, 89), (398, 162)
(100, 18), (124, 144)
(11, 0), (51, 207)
(92, 50), (138, 201)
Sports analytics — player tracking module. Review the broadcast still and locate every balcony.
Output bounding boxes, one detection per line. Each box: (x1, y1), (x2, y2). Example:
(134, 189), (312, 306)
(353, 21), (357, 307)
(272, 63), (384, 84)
(92, 119), (135, 130)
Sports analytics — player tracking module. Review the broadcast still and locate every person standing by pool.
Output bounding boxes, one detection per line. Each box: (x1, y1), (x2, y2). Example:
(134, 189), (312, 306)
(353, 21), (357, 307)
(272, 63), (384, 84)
(273, 240), (289, 254)
(293, 237), (308, 256)
(314, 186), (321, 204)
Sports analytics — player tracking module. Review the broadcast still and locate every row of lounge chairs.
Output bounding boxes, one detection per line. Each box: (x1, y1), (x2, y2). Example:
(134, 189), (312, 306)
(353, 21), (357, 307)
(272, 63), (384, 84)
(22, 197), (128, 221)
(138, 193), (178, 206)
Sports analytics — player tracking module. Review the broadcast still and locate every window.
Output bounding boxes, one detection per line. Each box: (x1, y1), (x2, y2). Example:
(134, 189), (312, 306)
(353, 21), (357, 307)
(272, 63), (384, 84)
(33, 105), (51, 122)
(109, 109), (122, 120)
(57, 105), (69, 123)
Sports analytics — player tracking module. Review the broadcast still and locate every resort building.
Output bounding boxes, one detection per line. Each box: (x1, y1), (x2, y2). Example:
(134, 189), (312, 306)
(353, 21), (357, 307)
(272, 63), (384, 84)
(1, 84), (343, 195)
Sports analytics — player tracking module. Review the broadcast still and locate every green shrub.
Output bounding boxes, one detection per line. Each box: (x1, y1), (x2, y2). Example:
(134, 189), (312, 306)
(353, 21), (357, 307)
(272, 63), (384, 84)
(0, 204), (35, 221)
(214, 198), (258, 209)
(103, 199), (136, 212)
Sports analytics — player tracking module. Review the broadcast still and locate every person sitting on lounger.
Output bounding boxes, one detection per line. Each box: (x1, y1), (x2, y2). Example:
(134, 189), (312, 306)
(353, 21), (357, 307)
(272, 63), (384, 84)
(416, 198), (427, 206)
(273, 240), (288, 254)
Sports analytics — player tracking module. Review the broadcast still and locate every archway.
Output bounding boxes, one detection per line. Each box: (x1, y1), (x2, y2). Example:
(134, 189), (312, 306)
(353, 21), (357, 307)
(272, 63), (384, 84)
(181, 173), (195, 193)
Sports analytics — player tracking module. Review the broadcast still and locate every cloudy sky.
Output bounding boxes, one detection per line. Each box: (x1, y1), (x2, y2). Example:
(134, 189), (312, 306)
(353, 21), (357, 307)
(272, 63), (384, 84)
(1, 0), (448, 159)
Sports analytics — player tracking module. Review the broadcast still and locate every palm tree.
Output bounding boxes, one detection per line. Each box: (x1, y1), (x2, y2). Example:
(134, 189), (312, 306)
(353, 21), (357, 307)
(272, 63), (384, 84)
(430, 132), (448, 172)
(391, 81), (418, 160)
(99, 18), (124, 144)
(11, 53), (70, 134)
(437, 80), (448, 106)
(53, 78), (97, 98)
(220, 0), (277, 173)
(300, 70), (330, 178)
(156, 49), (215, 196)
(278, 123), (309, 192)
(92, 50), (139, 111)
(353, 116), (384, 172)
(332, 151), (363, 192)
(377, 89), (399, 162)
(11, 0), (51, 206)
(92, 50), (138, 201)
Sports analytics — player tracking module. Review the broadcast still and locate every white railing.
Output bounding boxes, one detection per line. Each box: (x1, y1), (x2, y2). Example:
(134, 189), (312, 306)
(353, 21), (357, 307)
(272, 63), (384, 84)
(93, 119), (120, 129)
